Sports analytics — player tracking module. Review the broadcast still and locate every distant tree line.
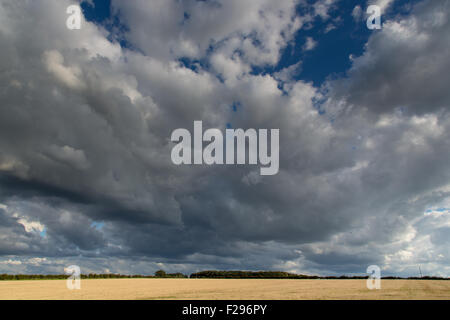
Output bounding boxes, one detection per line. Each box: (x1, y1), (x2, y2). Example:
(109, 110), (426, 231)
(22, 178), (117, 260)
(189, 271), (448, 280)
(0, 270), (187, 281)
(154, 270), (187, 278)
(189, 270), (376, 279)
(0, 273), (154, 281)
(0, 270), (447, 281)
(190, 270), (313, 279)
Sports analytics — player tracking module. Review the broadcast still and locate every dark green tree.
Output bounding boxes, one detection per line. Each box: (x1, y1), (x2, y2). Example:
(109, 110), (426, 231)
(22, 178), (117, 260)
(155, 270), (166, 278)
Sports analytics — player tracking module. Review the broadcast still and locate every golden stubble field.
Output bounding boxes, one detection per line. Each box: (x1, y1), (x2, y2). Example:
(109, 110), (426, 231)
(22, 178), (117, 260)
(0, 279), (449, 300)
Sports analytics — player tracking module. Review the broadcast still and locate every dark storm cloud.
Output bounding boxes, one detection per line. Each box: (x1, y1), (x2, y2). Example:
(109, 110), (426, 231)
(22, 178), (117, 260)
(0, 173), (93, 204)
(0, 0), (449, 277)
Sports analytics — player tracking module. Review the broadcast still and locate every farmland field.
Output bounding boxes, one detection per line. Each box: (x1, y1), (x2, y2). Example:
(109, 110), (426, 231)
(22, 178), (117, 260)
(0, 279), (449, 300)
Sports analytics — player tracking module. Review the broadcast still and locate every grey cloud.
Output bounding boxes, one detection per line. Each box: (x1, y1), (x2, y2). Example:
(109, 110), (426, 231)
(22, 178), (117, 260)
(0, 0), (449, 277)
(328, 0), (450, 116)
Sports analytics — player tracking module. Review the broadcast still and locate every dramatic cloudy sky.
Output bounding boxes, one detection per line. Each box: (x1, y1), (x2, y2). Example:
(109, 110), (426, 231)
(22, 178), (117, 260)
(0, 0), (449, 277)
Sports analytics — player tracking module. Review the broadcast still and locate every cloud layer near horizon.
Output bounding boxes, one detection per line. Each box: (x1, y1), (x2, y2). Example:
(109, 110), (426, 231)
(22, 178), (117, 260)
(0, 0), (449, 277)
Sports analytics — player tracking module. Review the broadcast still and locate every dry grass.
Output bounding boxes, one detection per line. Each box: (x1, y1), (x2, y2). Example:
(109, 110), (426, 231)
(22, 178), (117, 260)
(0, 279), (449, 300)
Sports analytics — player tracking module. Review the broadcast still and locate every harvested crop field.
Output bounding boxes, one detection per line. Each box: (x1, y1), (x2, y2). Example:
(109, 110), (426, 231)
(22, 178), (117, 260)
(0, 279), (449, 300)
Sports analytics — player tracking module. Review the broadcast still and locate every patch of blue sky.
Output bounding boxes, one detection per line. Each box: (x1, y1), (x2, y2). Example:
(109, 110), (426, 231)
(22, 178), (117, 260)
(425, 207), (450, 215)
(178, 44), (218, 74)
(81, 0), (111, 23)
(178, 57), (209, 73)
(231, 101), (241, 112)
(80, 0), (133, 50)
(252, 0), (371, 86)
(254, 0), (424, 86)
(91, 221), (105, 230)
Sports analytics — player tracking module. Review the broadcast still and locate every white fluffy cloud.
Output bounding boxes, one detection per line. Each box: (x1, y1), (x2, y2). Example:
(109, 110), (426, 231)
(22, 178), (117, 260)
(369, 0), (395, 14)
(303, 37), (317, 51)
(112, 0), (304, 66)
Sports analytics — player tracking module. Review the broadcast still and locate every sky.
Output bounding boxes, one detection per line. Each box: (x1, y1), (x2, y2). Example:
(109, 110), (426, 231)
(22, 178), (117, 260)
(0, 0), (449, 277)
